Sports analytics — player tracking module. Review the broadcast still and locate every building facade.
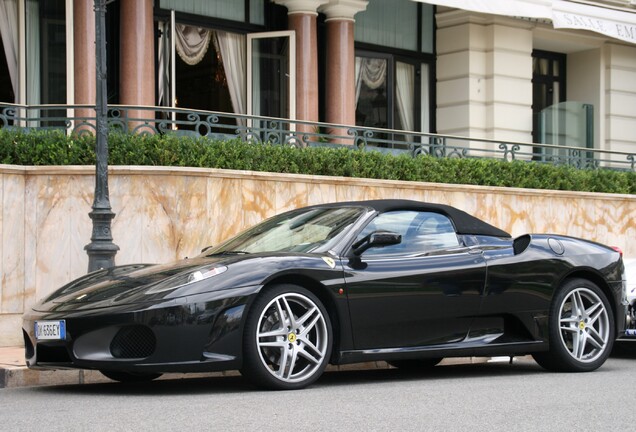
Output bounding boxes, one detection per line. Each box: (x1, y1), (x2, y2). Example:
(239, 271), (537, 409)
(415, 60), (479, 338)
(0, 0), (635, 153)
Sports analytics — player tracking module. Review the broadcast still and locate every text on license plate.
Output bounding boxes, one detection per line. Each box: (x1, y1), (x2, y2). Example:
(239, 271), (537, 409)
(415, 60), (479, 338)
(35, 320), (66, 340)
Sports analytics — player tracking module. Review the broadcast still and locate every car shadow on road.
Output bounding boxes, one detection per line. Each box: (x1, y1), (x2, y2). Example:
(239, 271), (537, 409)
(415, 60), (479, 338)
(32, 358), (547, 396)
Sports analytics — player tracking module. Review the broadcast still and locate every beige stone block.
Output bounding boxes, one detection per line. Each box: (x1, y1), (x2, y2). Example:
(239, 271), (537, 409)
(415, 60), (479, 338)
(207, 176), (244, 246)
(437, 51), (472, 81)
(490, 103), (533, 132)
(607, 117), (636, 143)
(241, 178), (277, 229)
(110, 174), (145, 264)
(605, 43), (636, 69)
(437, 78), (472, 106)
(490, 24), (533, 52)
(606, 92), (636, 118)
(1, 174), (26, 314)
(0, 314), (24, 347)
(606, 69), (636, 93)
(489, 51), (532, 79)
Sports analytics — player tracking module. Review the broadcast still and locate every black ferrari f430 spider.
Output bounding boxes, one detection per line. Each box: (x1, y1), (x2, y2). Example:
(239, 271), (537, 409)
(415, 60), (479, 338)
(23, 200), (627, 389)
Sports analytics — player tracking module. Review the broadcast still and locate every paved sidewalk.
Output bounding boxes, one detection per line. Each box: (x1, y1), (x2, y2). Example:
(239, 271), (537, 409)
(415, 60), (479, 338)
(0, 345), (110, 388)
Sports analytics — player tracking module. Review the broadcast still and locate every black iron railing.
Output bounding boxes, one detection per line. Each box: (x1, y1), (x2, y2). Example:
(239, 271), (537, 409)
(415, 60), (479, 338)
(1, 103), (634, 171)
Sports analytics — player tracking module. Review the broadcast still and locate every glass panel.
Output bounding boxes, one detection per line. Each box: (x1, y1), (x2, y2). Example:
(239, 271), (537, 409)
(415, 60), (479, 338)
(539, 102), (593, 148)
(160, 0), (243, 22)
(26, 0), (40, 105)
(39, 0), (66, 105)
(250, 0), (264, 25)
(355, 57), (387, 128)
(421, 4), (434, 54)
(355, 0), (418, 51)
(356, 211), (460, 257)
(250, 35), (290, 118)
(538, 102), (594, 165)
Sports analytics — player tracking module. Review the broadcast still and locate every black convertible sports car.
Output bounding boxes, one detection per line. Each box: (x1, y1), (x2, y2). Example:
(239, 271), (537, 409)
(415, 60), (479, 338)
(23, 199), (627, 390)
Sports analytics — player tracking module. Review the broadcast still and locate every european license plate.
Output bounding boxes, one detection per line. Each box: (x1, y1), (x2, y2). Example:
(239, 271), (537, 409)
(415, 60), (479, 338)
(35, 320), (66, 340)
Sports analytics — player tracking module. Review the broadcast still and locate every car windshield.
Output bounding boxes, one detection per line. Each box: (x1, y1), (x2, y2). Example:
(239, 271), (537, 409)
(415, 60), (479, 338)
(203, 207), (366, 255)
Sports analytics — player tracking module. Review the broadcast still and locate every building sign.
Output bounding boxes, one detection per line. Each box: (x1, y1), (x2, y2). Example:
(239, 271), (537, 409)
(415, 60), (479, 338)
(416, 0), (636, 45)
(552, 2), (636, 44)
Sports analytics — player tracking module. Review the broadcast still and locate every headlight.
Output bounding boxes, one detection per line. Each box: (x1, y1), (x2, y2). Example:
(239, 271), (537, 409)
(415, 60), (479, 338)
(145, 265), (227, 294)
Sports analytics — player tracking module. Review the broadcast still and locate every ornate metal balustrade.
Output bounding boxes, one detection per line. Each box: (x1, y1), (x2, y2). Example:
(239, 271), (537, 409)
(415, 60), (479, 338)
(1, 102), (634, 171)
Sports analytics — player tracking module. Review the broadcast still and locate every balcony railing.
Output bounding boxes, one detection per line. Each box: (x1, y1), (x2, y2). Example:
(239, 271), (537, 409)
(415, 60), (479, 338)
(1, 103), (634, 171)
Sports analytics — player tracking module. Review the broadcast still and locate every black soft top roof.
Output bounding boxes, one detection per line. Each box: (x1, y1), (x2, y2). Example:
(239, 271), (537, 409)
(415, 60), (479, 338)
(315, 199), (511, 238)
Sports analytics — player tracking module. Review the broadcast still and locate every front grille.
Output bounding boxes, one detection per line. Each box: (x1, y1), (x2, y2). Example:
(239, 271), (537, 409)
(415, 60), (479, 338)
(110, 325), (156, 359)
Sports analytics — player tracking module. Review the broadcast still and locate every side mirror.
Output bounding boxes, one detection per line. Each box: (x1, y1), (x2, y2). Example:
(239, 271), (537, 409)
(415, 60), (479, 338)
(352, 230), (401, 256)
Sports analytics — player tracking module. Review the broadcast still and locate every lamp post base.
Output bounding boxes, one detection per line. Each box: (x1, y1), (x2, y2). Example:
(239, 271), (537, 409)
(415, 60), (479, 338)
(85, 207), (119, 273)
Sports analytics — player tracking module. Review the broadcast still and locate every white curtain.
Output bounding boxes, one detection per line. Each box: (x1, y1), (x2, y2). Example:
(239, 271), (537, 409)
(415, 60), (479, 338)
(157, 21), (171, 106)
(214, 30), (246, 123)
(395, 62), (414, 137)
(0, 0), (18, 101)
(355, 57), (387, 106)
(175, 24), (211, 66)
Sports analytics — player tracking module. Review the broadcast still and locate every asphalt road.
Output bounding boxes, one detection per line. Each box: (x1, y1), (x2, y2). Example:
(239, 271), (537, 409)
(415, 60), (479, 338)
(2, 353), (635, 432)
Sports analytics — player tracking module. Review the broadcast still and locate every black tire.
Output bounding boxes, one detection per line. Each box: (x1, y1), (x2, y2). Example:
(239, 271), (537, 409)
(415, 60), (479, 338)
(388, 358), (443, 370)
(532, 278), (614, 372)
(100, 370), (162, 383)
(241, 284), (333, 390)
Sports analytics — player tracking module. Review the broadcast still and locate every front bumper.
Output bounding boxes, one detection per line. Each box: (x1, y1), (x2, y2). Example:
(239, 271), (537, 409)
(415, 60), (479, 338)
(22, 287), (258, 374)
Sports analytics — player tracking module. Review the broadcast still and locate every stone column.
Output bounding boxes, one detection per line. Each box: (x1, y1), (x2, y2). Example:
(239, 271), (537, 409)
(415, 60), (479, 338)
(319, 0), (367, 144)
(73, 0), (96, 131)
(436, 10), (533, 146)
(274, 0), (328, 135)
(119, 0), (155, 131)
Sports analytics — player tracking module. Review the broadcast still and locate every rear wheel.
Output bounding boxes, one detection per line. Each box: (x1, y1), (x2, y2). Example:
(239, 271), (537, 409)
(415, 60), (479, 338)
(100, 370), (162, 383)
(241, 284), (332, 390)
(533, 278), (614, 372)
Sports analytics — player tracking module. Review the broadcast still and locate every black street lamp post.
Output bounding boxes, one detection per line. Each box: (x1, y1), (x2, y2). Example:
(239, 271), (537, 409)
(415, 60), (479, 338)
(85, 0), (118, 272)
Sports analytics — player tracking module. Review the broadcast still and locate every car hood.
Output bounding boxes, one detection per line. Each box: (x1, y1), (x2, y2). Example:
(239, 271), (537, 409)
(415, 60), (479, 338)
(32, 252), (340, 313)
(34, 256), (235, 311)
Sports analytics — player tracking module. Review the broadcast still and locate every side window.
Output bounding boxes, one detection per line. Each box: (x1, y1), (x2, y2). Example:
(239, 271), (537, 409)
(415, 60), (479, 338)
(355, 211), (460, 256)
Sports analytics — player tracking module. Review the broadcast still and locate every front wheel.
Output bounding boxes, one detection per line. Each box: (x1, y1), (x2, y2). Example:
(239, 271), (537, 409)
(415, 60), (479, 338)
(533, 278), (614, 372)
(241, 284), (332, 390)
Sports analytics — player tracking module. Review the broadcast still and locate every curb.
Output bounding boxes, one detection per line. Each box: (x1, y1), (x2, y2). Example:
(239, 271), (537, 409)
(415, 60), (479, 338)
(0, 354), (493, 389)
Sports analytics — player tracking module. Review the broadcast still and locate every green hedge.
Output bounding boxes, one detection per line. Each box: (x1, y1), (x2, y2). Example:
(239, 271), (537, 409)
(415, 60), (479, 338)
(1, 128), (634, 194)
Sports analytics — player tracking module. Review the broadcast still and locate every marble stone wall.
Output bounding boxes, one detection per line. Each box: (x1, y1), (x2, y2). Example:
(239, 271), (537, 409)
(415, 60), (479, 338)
(1, 164), (634, 346)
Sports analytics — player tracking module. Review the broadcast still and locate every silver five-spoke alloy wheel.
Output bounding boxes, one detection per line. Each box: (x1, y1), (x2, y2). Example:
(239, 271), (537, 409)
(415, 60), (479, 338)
(255, 292), (329, 384)
(557, 286), (610, 363)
